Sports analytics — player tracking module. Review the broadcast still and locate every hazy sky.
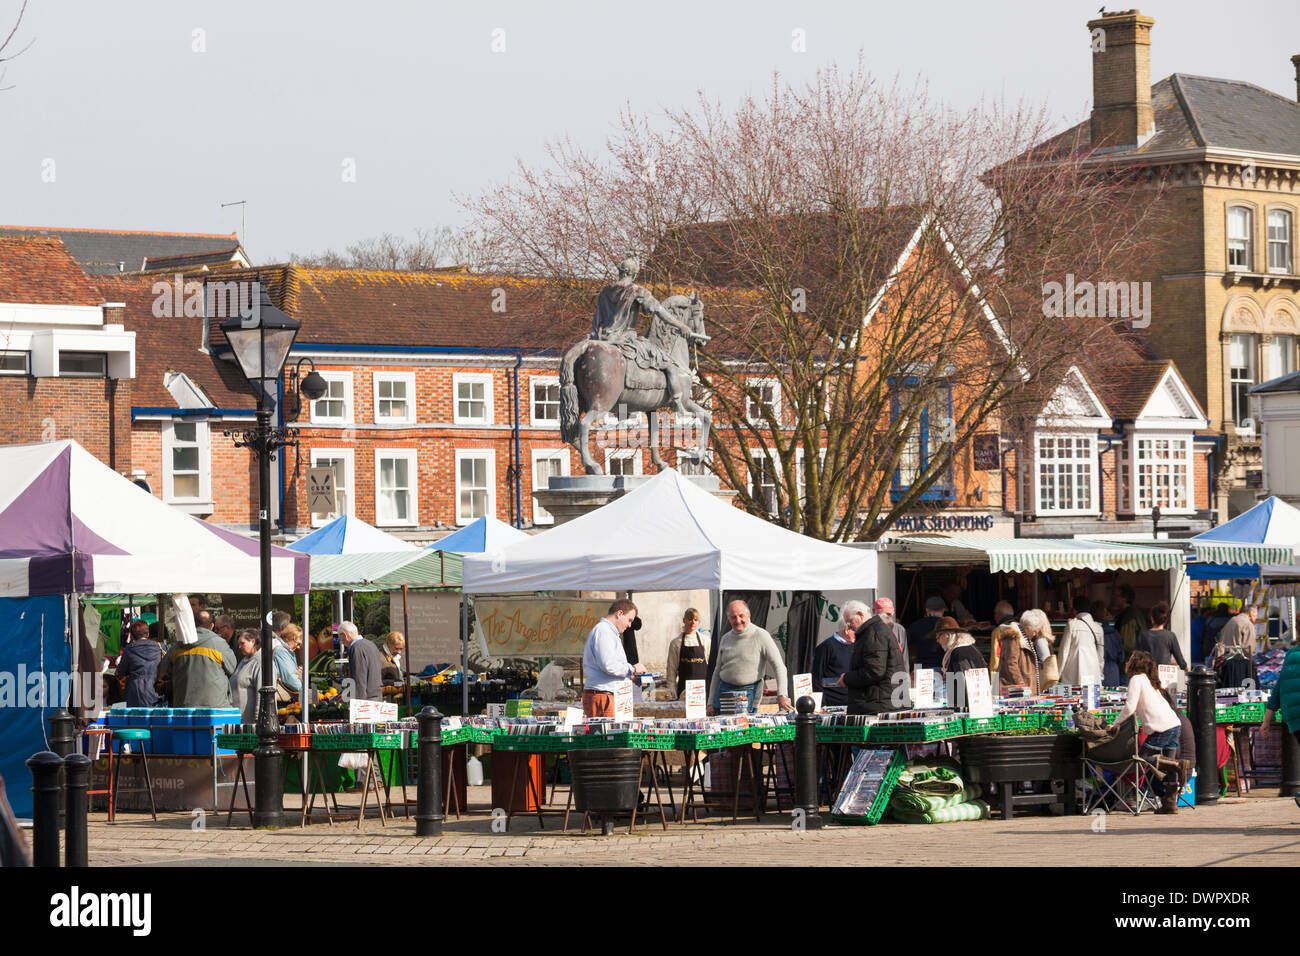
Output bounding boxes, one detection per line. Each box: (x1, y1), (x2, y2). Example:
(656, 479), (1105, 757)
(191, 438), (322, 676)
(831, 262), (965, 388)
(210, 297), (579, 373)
(3, 0), (1297, 263)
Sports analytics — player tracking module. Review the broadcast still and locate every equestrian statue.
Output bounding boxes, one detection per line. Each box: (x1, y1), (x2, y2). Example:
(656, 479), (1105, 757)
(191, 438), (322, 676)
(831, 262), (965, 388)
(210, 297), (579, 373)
(559, 258), (713, 474)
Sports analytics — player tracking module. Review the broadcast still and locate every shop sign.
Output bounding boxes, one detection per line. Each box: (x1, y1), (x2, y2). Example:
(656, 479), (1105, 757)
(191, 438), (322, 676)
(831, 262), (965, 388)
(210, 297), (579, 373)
(965, 668), (994, 718)
(684, 680), (707, 719)
(890, 513), (997, 533)
(972, 434), (1000, 471)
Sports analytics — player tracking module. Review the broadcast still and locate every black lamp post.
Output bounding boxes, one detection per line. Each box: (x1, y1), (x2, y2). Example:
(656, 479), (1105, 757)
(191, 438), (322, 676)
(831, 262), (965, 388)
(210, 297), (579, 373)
(217, 279), (326, 828)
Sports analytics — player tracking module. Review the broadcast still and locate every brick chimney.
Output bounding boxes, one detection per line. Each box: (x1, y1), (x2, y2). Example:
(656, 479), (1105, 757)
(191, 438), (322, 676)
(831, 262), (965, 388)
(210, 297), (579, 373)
(1292, 54), (1300, 102)
(1086, 10), (1156, 149)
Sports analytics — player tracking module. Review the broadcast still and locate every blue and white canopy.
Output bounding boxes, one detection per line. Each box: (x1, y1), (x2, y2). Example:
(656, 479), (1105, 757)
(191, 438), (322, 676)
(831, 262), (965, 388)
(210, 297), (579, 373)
(428, 515), (531, 554)
(288, 514), (418, 555)
(1191, 497), (1300, 568)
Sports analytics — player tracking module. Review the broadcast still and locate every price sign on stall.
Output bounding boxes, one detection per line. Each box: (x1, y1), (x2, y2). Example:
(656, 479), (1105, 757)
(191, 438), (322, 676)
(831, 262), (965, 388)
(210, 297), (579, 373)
(613, 680), (634, 720)
(913, 668), (935, 708)
(349, 699), (398, 723)
(965, 668), (994, 718)
(1158, 664), (1179, 689)
(792, 672), (813, 704)
(684, 680), (707, 719)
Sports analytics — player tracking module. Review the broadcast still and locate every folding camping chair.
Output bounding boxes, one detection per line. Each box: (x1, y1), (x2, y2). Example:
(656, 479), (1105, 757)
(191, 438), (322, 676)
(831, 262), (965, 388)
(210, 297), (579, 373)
(1080, 715), (1160, 816)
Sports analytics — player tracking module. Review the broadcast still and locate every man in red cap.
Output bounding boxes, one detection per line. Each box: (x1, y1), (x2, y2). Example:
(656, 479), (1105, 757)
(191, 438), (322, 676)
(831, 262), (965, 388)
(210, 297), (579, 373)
(872, 597), (910, 673)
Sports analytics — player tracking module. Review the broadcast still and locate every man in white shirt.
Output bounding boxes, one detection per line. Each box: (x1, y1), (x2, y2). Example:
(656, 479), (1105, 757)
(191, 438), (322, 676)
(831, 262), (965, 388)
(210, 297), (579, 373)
(582, 599), (646, 716)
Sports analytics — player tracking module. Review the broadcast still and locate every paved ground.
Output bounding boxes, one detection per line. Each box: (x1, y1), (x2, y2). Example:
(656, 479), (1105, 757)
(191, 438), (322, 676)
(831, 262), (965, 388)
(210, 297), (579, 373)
(82, 786), (1300, 866)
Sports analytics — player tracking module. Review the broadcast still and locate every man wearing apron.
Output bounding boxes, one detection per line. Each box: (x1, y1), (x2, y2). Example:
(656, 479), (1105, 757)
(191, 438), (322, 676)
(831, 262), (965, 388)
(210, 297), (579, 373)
(667, 608), (710, 699)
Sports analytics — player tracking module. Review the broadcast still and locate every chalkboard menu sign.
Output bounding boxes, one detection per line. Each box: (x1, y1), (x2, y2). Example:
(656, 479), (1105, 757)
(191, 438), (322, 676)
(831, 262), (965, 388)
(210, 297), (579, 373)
(831, 747), (905, 825)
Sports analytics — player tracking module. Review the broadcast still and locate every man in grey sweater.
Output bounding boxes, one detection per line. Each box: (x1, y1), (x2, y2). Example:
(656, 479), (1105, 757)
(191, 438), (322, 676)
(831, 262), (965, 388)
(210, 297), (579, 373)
(340, 621), (385, 702)
(708, 600), (792, 713)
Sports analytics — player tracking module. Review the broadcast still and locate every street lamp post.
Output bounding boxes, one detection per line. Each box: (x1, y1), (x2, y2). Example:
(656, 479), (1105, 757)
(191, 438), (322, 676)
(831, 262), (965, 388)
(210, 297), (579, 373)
(216, 279), (326, 828)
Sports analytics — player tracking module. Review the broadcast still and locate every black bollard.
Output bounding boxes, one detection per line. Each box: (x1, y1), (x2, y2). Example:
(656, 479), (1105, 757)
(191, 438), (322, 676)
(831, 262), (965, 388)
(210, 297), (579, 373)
(26, 751), (63, 867)
(48, 708), (75, 829)
(1280, 719), (1300, 798)
(793, 696), (823, 830)
(1187, 666), (1218, 805)
(64, 754), (90, 868)
(414, 706), (445, 837)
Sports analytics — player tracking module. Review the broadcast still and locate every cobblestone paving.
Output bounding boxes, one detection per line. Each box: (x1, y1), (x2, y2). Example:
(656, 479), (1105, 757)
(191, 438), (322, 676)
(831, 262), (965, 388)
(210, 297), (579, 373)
(83, 787), (1300, 866)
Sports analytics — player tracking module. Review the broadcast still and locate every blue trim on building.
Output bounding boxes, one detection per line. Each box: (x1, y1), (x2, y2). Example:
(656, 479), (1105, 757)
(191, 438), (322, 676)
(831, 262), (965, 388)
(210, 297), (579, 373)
(131, 407), (255, 421)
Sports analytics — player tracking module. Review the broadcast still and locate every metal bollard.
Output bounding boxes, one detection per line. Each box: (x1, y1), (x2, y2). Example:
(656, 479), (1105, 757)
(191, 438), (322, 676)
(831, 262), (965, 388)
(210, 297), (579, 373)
(64, 754), (91, 868)
(26, 751), (63, 867)
(48, 708), (75, 829)
(1187, 666), (1218, 805)
(1280, 720), (1300, 798)
(414, 706), (445, 837)
(793, 696), (823, 830)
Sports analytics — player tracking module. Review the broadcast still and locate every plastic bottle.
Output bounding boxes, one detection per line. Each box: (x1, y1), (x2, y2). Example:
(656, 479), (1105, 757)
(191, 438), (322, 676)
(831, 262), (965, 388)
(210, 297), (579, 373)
(466, 755), (485, 786)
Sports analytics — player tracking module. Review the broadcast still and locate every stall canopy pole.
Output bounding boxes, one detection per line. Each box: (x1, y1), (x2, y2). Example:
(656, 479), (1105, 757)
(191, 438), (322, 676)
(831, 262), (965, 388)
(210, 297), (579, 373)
(402, 586), (412, 715)
(301, 590), (310, 808)
(336, 589), (344, 626)
(461, 595), (469, 714)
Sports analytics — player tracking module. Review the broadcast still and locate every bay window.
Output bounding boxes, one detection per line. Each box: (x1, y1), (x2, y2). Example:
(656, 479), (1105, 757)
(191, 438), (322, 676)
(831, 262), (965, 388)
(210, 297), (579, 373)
(1134, 435), (1191, 513)
(1035, 433), (1096, 514)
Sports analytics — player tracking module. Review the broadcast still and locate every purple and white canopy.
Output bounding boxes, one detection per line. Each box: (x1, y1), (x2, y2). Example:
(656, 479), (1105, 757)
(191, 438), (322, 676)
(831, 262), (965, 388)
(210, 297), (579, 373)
(0, 440), (308, 596)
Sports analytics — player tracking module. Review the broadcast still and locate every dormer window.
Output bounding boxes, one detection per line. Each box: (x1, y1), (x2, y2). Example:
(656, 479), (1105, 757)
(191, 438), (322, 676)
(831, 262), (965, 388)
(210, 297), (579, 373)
(1228, 206), (1253, 271)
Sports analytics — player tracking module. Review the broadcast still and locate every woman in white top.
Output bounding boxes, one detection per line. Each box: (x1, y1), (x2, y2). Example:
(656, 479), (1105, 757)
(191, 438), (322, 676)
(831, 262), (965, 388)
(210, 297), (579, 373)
(1116, 650), (1183, 814)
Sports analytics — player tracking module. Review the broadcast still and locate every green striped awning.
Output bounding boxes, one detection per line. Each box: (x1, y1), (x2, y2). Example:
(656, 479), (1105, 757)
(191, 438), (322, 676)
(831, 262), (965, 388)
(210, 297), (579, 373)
(890, 536), (1182, 574)
(371, 550), (462, 589)
(1191, 542), (1295, 567)
(309, 551), (432, 590)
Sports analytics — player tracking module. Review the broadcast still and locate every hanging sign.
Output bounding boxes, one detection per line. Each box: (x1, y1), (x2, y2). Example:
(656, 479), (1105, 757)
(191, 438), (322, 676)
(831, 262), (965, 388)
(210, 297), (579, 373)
(684, 679), (707, 719)
(965, 668), (994, 718)
(306, 467), (337, 514)
(472, 597), (608, 657)
(613, 680), (635, 720)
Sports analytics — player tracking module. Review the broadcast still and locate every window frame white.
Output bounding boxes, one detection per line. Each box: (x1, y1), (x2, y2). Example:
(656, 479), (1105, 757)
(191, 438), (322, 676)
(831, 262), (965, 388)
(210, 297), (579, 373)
(529, 375), (561, 428)
(1229, 333), (1257, 426)
(1227, 205), (1254, 272)
(308, 447), (355, 527)
(0, 351), (29, 375)
(1130, 432), (1194, 516)
(748, 447), (782, 515)
(162, 418), (212, 511)
(1267, 207), (1293, 274)
(1032, 431), (1099, 517)
(374, 448), (419, 528)
(530, 447), (571, 525)
(453, 372), (494, 426)
(1265, 334), (1296, 383)
(310, 371), (354, 426)
(745, 378), (783, 426)
(604, 448), (643, 477)
(372, 371), (416, 425)
(794, 447), (827, 507)
(454, 449), (495, 525)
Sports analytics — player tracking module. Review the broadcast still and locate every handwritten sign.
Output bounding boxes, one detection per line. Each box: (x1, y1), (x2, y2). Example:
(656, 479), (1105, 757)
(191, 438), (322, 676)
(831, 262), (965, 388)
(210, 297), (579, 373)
(684, 679), (707, 719)
(913, 668), (935, 708)
(349, 699), (398, 723)
(472, 597), (608, 657)
(965, 668), (994, 718)
(792, 672), (813, 704)
(1158, 664), (1179, 689)
(613, 680), (634, 720)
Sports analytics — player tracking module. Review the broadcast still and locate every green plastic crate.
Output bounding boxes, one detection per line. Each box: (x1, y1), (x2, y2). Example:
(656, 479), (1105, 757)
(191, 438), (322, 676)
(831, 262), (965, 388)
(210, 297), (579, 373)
(493, 733), (574, 752)
(312, 732), (403, 751)
(999, 713), (1042, 731)
(816, 725), (873, 743)
(744, 725), (796, 744)
(830, 748), (906, 825)
(1236, 702), (1266, 723)
(215, 732), (257, 750)
(869, 719), (963, 743)
(675, 730), (746, 751)
(1038, 713), (1076, 732)
(962, 715), (1004, 735)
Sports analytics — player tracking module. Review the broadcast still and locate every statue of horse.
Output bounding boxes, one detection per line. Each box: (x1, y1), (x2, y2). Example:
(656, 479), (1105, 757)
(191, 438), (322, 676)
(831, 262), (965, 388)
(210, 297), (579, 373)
(559, 294), (712, 474)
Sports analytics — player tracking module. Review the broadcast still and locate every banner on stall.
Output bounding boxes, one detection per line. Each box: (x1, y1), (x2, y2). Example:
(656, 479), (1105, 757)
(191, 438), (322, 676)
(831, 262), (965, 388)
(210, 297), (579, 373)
(684, 680), (707, 719)
(614, 680), (634, 720)
(965, 668), (994, 718)
(473, 597), (608, 658)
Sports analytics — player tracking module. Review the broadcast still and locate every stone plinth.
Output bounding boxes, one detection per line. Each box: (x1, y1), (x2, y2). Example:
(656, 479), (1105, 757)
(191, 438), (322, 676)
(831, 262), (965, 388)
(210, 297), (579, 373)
(533, 473), (733, 525)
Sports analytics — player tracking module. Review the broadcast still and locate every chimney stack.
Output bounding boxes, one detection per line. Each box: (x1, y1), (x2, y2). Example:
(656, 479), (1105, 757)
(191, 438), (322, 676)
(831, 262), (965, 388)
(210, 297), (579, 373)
(1086, 10), (1156, 149)
(1292, 54), (1300, 102)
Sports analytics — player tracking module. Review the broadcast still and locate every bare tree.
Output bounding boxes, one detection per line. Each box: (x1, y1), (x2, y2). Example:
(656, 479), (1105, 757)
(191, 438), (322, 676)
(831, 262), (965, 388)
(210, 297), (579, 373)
(0, 0), (33, 92)
(290, 226), (481, 271)
(467, 63), (1171, 540)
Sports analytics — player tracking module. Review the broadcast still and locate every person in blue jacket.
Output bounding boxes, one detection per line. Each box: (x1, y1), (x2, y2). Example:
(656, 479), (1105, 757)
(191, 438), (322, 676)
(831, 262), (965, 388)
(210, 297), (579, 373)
(115, 618), (164, 707)
(1260, 645), (1300, 810)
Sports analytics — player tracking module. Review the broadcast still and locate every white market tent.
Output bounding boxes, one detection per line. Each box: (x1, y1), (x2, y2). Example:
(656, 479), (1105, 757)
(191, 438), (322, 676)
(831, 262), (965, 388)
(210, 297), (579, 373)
(461, 468), (877, 593)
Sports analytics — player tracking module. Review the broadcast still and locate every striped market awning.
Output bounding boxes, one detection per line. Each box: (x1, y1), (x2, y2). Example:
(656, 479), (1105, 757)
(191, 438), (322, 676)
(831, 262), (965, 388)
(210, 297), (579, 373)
(889, 536), (1183, 574)
(1190, 542), (1295, 568)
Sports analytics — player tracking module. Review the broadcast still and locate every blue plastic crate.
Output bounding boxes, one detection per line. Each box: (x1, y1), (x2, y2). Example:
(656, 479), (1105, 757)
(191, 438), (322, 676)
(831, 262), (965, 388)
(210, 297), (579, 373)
(146, 708), (172, 754)
(194, 707), (240, 755)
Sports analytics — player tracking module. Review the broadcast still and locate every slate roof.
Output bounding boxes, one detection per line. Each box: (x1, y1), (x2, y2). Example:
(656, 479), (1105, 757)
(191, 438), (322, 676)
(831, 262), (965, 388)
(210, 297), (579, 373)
(0, 226), (243, 276)
(1250, 369), (1300, 395)
(1035, 74), (1300, 160)
(0, 236), (105, 306)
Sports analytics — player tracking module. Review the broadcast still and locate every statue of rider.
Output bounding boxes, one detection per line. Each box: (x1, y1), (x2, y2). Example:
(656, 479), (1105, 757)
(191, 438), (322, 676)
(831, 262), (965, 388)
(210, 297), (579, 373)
(591, 258), (703, 380)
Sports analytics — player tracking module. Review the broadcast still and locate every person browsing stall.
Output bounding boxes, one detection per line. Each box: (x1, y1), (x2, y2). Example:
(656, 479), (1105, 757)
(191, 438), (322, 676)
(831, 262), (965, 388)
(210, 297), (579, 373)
(708, 600), (792, 713)
(837, 598), (910, 715)
(158, 608), (236, 708)
(339, 621), (384, 702)
(582, 599), (647, 716)
(813, 614), (856, 708)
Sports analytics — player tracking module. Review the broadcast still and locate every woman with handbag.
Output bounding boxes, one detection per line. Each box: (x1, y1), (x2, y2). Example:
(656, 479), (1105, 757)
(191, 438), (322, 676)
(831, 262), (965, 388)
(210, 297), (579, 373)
(1021, 608), (1061, 689)
(995, 622), (1040, 695)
